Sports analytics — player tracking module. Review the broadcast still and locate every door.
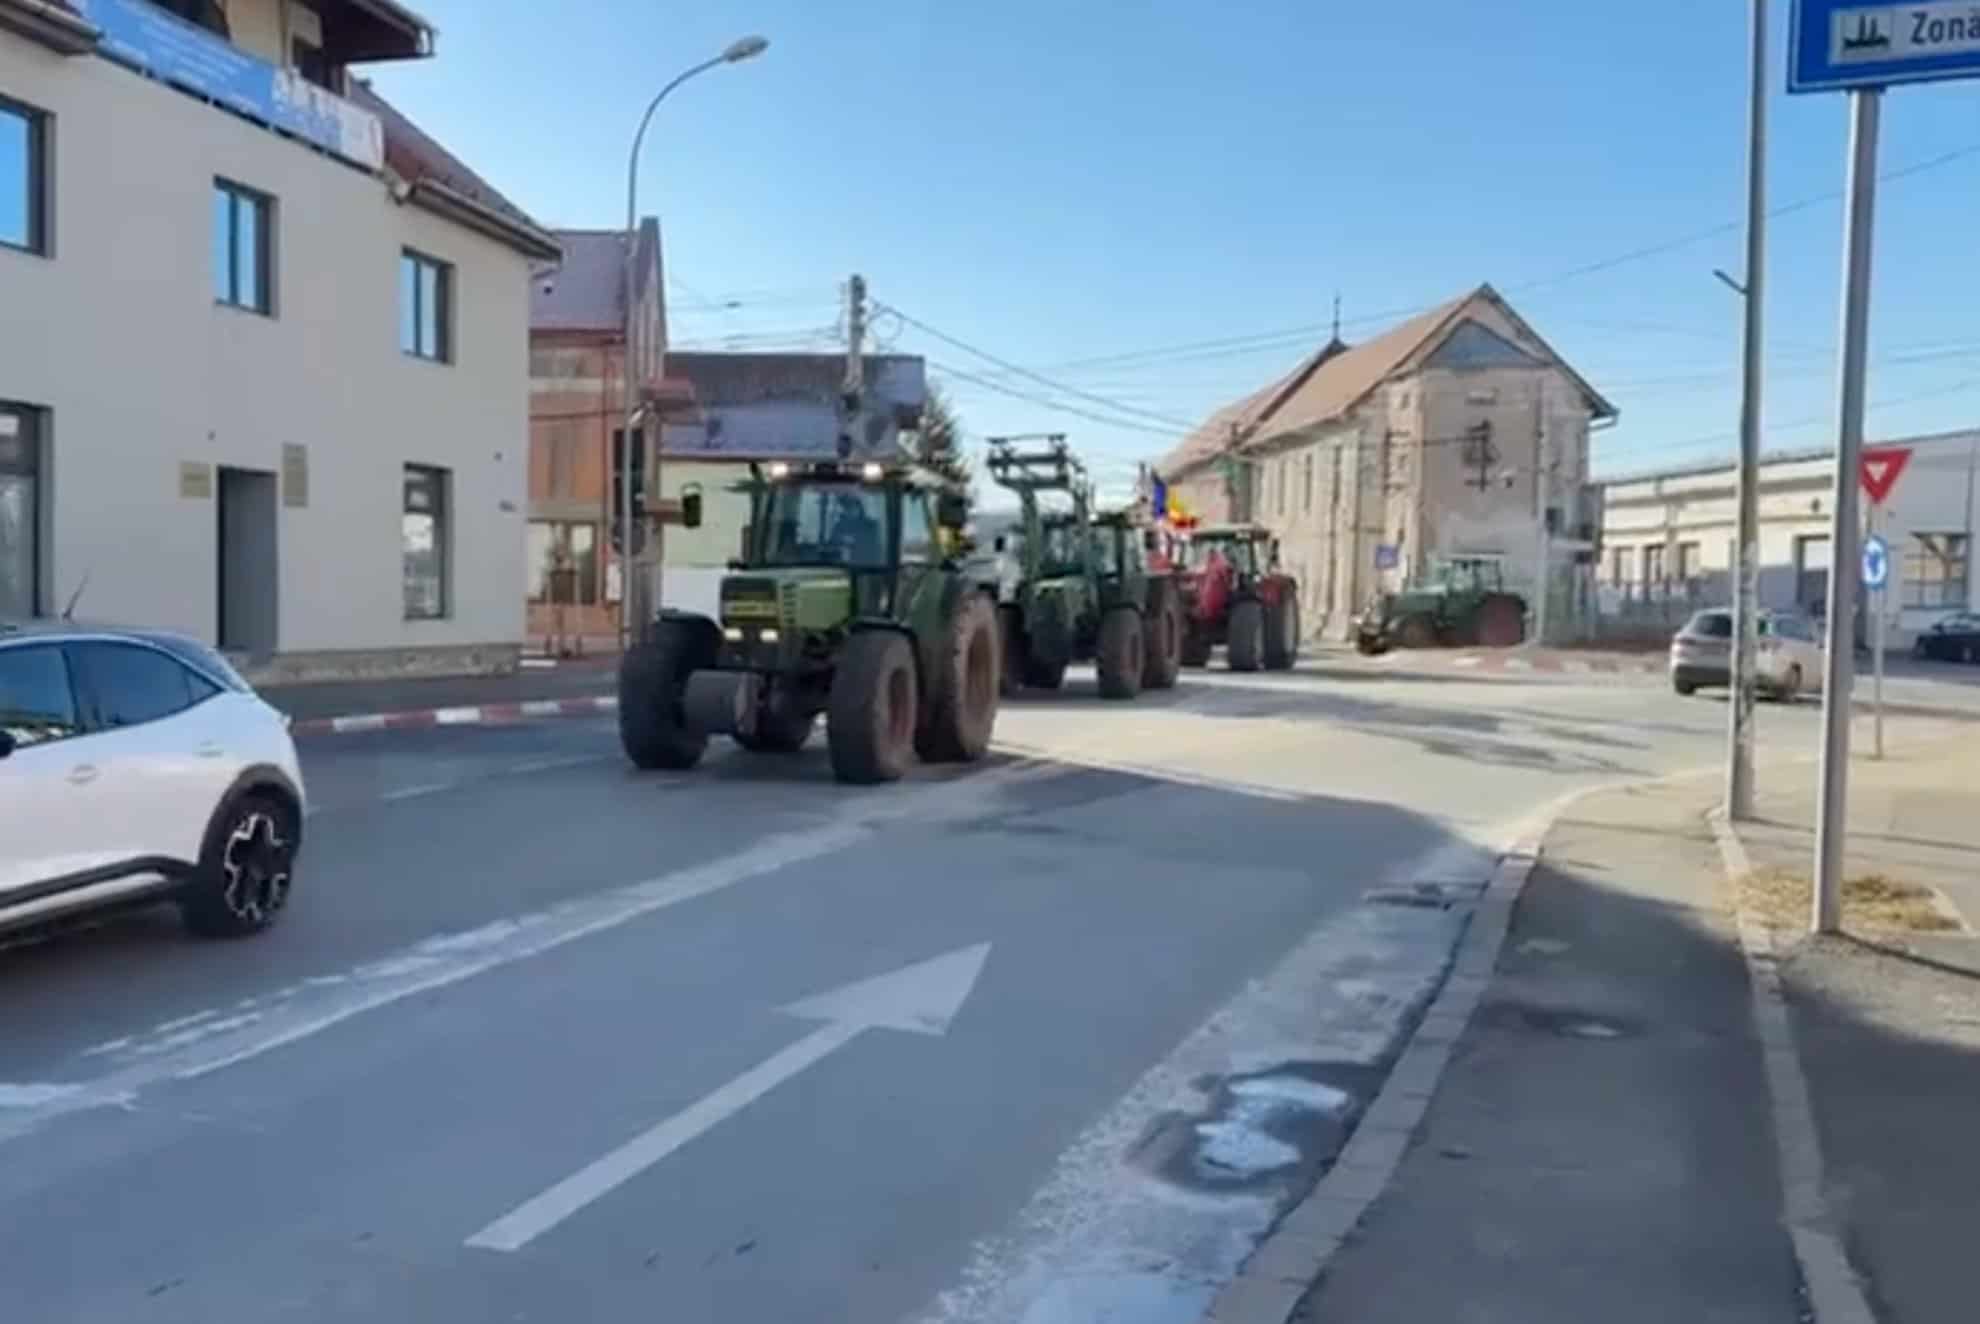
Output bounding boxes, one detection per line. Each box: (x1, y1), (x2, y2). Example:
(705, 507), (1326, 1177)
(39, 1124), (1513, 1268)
(0, 405), (39, 618)
(217, 468), (279, 657)
(70, 640), (231, 871)
(0, 642), (103, 898)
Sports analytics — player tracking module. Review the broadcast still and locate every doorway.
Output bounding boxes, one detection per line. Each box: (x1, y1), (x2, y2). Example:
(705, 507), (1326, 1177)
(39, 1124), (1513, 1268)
(217, 467), (278, 656)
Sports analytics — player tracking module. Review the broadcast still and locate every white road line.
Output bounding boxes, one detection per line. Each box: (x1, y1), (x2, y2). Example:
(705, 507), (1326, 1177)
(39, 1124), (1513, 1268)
(433, 707), (485, 726)
(0, 759), (1063, 1143)
(469, 1022), (859, 1252)
(519, 700), (566, 718)
(505, 755), (608, 776)
(380, 782), (452, 803)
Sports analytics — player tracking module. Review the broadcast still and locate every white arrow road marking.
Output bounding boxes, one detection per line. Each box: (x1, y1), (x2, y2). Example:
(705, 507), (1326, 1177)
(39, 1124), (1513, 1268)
(465, 943), (992, 1253)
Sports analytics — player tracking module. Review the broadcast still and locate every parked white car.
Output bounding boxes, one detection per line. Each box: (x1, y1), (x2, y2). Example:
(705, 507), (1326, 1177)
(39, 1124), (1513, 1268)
(0, 622), (306, 939)
(1670, 608), (1825, 701)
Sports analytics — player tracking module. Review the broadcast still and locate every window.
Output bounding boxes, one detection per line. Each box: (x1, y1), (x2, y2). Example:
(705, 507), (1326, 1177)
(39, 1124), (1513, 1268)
(400, 250), (453, 361)
(1795, 534), (1832, 613)
(527, 521), (599, 605)
(403, 466), (449, 619)
(1643, 544), (1666, 594)
(1677, 542), (1700, 583)
(0, 644), (79, 747)
(1, 96), (47, 256)
(73, 642), (216, 729)
(1903, 533), (1969, 609)
(1608, 546), (1631, 588)
(1304, 453), (1315, 512)
(759, 482), (888, 570)
(213, 180), (272, 314)
(899, 496), (937, 564)
(0, 404), (41, 618)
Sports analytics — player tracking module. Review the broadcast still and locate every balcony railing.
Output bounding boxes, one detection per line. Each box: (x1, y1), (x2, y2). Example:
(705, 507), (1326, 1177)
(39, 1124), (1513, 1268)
(68, 0), (383, 171)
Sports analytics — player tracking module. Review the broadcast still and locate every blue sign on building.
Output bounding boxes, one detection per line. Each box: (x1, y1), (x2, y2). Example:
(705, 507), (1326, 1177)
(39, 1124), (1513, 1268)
(1791, 1), (1980, 93)
(70, 0), (382, 170)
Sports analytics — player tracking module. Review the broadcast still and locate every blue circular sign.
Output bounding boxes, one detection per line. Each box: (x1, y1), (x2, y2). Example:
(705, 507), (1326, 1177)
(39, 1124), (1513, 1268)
(1862, 534), (1890, 591)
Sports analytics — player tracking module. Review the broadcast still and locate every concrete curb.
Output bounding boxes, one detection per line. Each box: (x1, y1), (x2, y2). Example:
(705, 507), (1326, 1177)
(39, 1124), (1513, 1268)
(1201, 802), (1570, 1324)
(289, 695), (618, 738)
(1707, 812), (1877, 1324)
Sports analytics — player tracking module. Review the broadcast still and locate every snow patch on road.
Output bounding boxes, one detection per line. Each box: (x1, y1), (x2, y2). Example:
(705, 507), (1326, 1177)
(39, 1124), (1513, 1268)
(912, 827), (1512, 1324)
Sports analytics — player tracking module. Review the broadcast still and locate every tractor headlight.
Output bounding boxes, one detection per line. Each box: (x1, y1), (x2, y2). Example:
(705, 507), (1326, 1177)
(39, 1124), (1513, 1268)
(723, 626), (744, 642)
(760, 629), (781, 645)
(861, 463), (884, 481)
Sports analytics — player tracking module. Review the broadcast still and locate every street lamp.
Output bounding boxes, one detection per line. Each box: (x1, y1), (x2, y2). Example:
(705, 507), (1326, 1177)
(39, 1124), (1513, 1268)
(618, 34), (769, 652)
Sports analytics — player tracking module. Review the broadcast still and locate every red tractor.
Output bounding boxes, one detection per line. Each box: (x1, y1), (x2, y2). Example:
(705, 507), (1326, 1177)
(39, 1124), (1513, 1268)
(1159, 524), (1301, 672)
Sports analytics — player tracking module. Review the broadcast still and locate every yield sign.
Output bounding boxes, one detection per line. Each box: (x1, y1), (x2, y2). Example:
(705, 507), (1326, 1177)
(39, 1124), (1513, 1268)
(1859, 446), (1912, 506)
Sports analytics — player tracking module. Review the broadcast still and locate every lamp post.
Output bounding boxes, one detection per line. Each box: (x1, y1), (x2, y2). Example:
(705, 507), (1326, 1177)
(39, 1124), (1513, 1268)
(618, 34), (769, 652)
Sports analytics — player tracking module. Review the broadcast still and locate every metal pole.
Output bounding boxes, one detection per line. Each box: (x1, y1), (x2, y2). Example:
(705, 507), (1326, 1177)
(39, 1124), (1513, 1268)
(1726, 0), (1767, 821)
(1533, 414), (1551, 648)
(1813, 88), (1882, 936)
(619, 54), (728, 654)
(1872, 505), (1886, 760)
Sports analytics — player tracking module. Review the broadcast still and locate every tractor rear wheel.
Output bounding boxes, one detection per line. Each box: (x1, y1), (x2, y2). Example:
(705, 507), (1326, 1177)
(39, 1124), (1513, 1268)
(1395, 614), (1438, 650)
(1227, 600), (1265, 672)
(918, 592), (1000, 763)
(1142, 590), (1183, 690)
(998, 606), (1026, 697)
(1096, 607), (1145, 699)
(1476, 595), (1525, 648)
(828, 631), (919, 784)
(1264, 593), (1300, 670)
(619, 621), (710, 770)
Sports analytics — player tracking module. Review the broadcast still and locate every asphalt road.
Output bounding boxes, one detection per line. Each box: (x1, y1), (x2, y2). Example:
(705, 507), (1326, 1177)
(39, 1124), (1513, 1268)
(0, 661), (1956, 1323)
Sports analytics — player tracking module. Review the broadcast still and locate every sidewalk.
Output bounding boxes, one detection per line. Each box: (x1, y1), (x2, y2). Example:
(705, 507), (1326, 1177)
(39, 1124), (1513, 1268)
(1286, 778), (1804, 1324)
(1229, 755), (1980, 1324)
(259, 656), (617, 733)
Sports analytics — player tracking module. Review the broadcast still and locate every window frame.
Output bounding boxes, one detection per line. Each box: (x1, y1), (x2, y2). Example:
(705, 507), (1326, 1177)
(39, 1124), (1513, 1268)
(527, 520), (601, 606)
(212, 178), (274, 315)
(0, 402), (44, 619)
(402, 464), (451, 621)
(68, 639), (219, 733)
(0, 641), (84, 749)
(1901, 532), (1970, 610)
(400, 248), (454, 363)
(0, 93), (49, 258)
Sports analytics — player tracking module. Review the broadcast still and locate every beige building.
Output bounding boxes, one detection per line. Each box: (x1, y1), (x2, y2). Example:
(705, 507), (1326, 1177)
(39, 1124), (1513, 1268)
(1157, 287), (1616, 641)
(1599, 429), (1980, 647)
(1, 0), (558, 678)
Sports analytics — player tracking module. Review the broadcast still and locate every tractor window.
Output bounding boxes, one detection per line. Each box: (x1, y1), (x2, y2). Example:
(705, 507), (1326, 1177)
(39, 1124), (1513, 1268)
(1039, 522), (1084, 575)
(759, 482), (890, 570)
(1091, 528), (1121, 577)
(900, 494), (938, 564)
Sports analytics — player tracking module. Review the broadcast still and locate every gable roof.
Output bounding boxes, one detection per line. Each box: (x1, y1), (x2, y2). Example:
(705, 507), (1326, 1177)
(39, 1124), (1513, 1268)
(1157, 285), (1618, 478)
(351, 81), (561, 261)
(531, 226), (663, 333)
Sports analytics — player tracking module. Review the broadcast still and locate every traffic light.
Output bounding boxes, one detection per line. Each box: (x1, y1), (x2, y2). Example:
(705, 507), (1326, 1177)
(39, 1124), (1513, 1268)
(611, 427), (647, 556)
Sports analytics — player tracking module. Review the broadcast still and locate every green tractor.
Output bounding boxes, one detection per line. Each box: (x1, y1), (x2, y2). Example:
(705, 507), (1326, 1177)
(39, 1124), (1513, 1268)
(1354, 555), (1527, 655)
(617, 458), (1000, 785)
(984, 435), (1183, 699)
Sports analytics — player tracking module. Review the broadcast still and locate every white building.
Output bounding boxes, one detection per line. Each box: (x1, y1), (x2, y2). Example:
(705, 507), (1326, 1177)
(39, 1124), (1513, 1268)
(1, 0), (558, 679)
(1599, 428), (1979, 647)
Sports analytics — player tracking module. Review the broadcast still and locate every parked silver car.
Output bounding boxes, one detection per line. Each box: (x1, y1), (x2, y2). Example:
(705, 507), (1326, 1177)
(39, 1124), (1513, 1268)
(1670, 608), (1824, 701)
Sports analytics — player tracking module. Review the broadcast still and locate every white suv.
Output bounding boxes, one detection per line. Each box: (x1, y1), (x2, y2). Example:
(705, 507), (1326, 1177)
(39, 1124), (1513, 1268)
(0, 623), (306, 939)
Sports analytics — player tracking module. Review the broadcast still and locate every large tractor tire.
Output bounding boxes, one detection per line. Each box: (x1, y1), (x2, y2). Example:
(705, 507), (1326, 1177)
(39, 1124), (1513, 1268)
(918, 592), (1001, 763)
(1476, 594), (1525, 648)
(1227, 600), (1266, 672)
(1096, 607), (1146, 700)
(1180, 624), (1214, 668)
(735, 706), (815, 754)
(1142, 589), (1184, 691)
(998, 605), (1026, 698)
(1264, 593), (1300, 671)
(1395, 614), (1438, 650)
(619, 621), (710, 770)
(828, 630), (919, 784)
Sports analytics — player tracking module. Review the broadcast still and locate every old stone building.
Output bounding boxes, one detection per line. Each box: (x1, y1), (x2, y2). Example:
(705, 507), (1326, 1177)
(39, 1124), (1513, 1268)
(1156, 286), (1616, 640)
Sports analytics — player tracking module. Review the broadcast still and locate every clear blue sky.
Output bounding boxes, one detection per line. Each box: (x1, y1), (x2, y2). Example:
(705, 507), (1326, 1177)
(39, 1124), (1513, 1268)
(371, 0), (1980, 497)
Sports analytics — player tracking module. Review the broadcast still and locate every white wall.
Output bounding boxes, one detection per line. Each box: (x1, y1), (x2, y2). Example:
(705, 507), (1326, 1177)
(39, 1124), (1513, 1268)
(0, 37), (531, 656)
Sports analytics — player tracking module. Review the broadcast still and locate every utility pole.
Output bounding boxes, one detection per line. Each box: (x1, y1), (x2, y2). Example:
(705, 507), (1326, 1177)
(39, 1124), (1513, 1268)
(838, 274), (867, 458)
(1726, 0), (1768, 821)
(1533, 408), (1552, 648)
(1813, 89), (1883, 935)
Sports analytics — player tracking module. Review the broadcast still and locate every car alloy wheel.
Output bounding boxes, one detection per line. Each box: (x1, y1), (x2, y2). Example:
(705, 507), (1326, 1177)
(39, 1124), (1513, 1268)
(221, 809), (293, 926)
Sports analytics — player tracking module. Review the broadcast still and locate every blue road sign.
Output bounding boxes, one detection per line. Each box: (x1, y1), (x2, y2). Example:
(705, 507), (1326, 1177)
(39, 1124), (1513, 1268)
(1862, 533), (1890, 591)
(1792, 2), (1980, 93)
